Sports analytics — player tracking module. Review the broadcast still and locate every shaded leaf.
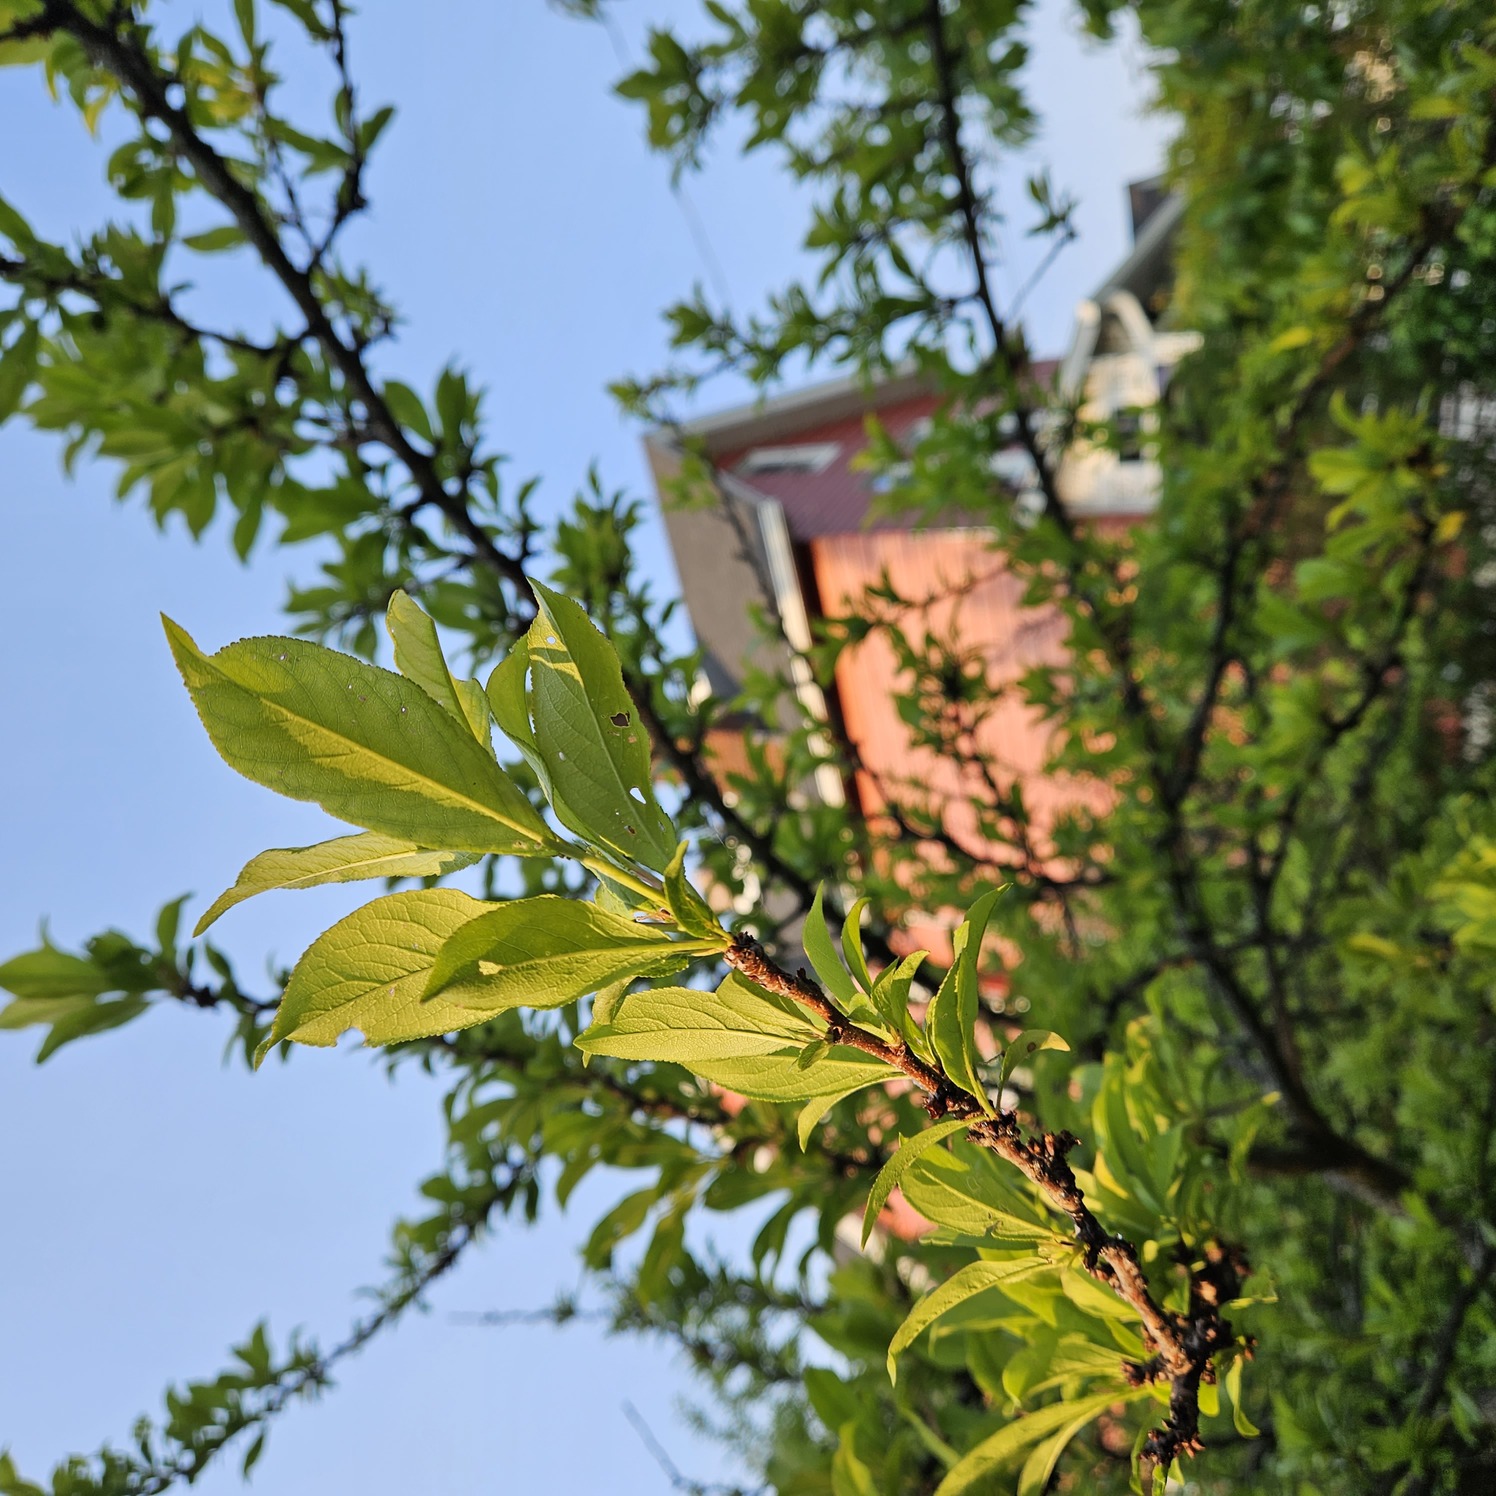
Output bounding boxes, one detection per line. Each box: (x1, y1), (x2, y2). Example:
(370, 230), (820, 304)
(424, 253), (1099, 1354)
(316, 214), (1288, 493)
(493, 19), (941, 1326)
(934, 1389), (1142, 1496)
(797, 1081), (880, 1148)
(889, 1257), (1055, 1382)
(924, 887), (1005, 1114)
(664, 841), (728, 944)
(862, 1117), (971, 1245)
(804, 883), (858, 1010)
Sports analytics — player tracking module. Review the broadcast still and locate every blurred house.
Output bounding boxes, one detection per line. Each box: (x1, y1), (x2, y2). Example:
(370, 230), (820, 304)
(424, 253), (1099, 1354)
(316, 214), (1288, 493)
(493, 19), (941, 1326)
(645, 184), (1195, 926)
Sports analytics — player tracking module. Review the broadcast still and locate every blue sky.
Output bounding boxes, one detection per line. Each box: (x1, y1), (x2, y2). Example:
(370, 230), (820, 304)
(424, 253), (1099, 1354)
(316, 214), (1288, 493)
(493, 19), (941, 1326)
(0, 4), (1169, 1490)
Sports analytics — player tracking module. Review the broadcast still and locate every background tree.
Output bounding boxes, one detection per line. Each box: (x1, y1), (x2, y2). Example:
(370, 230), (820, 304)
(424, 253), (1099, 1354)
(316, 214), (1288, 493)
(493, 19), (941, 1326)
(2, 1), (1495, 1493)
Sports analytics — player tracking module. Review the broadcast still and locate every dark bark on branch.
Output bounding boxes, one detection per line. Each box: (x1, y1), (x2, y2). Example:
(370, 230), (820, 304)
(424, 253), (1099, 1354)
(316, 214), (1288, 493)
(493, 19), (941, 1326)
(726, 932), (1243, 1471)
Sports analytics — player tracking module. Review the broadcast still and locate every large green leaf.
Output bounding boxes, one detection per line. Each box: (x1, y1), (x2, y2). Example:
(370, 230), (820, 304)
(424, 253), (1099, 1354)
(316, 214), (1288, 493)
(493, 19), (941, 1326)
(255, 888), (488, 1062)
(577, 972), (820, 1061)
(923, 887), (1004, 1114)
(934, 1389), (1143, 1496)
(523, 581), (677, 871)
(888, 1257), (1056, 1382)
(165, 620), (557, 855)
(385, 590), (490, 742)
(424, 894), (702, 1012)
(194, 833), (479, 934)
(579, 973), (889, 1100)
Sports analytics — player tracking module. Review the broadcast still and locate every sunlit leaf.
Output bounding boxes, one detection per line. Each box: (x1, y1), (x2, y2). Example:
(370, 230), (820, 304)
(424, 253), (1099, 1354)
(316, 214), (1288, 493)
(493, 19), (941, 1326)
(195, 833), (479, 934)
(165, 619), (557, 855)
(523, 581), (677, 870)
(385, 590), (491, 742)
(425, 894), (699, 1012)
(255, 888), (487, 1062)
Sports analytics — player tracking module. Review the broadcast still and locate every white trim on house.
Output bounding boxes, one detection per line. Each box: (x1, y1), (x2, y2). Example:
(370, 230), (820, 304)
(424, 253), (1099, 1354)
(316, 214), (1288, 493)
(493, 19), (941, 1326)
(755, 496), (848, 810)
(737, 442), (842, 475)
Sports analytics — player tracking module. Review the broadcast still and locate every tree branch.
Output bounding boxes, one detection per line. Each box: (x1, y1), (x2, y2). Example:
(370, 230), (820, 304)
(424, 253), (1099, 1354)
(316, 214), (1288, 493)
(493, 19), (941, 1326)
(725, 932), (1244, 1470)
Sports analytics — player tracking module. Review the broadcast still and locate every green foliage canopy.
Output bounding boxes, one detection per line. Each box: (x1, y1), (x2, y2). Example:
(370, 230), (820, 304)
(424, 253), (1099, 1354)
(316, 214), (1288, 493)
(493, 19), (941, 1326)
(3, 0), (1496, 1493)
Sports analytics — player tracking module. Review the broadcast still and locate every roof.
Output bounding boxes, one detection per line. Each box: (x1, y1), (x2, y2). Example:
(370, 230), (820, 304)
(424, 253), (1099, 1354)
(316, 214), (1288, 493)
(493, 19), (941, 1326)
(654, 360), (1060, 544)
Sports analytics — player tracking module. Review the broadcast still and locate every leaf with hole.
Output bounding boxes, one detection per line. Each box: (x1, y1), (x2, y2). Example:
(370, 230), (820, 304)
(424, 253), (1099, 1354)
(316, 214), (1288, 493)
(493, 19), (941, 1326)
(997, 1028), (1069, 1093)
(522, 581), (676, 870)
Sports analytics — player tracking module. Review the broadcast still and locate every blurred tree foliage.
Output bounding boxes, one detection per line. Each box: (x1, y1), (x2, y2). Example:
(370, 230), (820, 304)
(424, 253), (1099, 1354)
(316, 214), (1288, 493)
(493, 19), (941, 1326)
(3, 0), (1496, 1492)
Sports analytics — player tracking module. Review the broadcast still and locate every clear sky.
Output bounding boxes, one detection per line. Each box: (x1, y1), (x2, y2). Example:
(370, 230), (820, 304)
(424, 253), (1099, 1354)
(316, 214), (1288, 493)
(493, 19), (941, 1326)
(0, 4), (1169, 1491)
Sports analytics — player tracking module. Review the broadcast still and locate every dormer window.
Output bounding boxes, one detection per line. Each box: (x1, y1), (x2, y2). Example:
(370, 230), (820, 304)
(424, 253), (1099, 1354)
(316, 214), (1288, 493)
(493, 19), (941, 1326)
(737, 443), (841, 475)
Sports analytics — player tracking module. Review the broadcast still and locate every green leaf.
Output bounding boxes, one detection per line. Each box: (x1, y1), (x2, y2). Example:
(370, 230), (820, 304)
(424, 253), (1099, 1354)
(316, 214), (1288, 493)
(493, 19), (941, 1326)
(889, 1257), (1055, 1382)
(862, 1117), (970, 1245)
(0, 943), (112, 1002)
(796, 1037), (830, 1069)
(155, 894), (188, 960)
(165, 619), (557, 855)
(998, 1029), (1070, 1092)
(195, 832), (480, 934)
(32, 997), (149, 1062)
(802, 883), (858, 1010)
(840, 896), (874, 993)
(869, 948), (929, 1047)
(580, 975), (889, 1101)
(688, 1047), (890, 1103)
(255, 888), (488, 1062)
(924, 887), (1005, 1114)
(381, 378), (434, 443)
(934, 1390), (1142, 1496)
(425, 895), (698, 1012)
(900, 1144), (1058, 1241)
(831, 1424), (880, 1496)
(523, 581), (677, 871)
(0, 192), (34, 244)
(385, 590), (490, 741)
(182, 224), (246, 252)
(1223, 1355), (1260, 1438)
(0, 320), (39, 421)
(664, 841), (728, 944)
(1015, 1394), (1135, 1496)
(796, 1081), (879, 1148)
(578, 971), (819, 1061)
